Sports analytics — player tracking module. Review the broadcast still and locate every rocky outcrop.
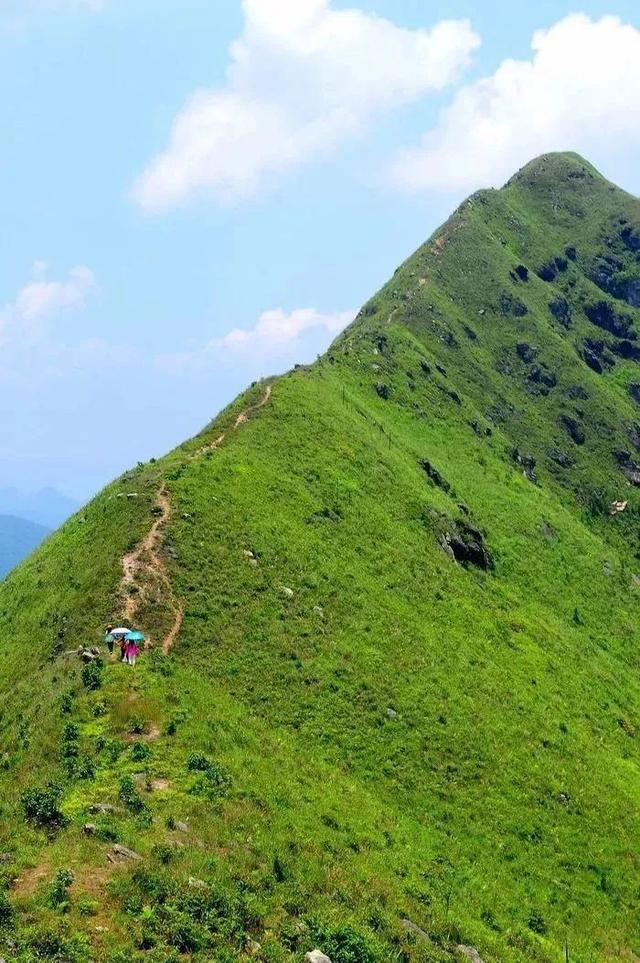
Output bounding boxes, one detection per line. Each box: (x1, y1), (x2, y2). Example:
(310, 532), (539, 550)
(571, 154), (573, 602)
(614, 450), (640, 486)
(585, 300), (635, 340)
(420, 459), (451, 493)
(559, 415), (585, 446)
(549, 296), (572, 327)
(537, 256), (568, 282)
(440, 522), (493, 570)
(511, 448), (538, 482)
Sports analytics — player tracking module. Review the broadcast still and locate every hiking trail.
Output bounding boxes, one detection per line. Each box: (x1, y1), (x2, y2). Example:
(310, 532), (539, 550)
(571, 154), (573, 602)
(194, 383), (272, 457)
(118, 382), (272, 653)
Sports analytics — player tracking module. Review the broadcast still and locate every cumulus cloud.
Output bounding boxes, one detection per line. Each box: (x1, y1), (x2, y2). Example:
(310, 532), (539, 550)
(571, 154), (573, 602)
(213, 306), (354, 349)
(134, 0), (479, 211)
(0, 263), (96, 345)
(389, 14), (640, 194)
(156, 306), (355, 375)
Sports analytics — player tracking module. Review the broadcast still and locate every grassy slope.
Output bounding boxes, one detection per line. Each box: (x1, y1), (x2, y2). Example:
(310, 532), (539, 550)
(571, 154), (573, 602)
(1, 154), (640, 963)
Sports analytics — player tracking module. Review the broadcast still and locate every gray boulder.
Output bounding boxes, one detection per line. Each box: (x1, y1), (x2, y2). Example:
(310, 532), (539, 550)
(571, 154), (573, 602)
(457, 947), (485, 963)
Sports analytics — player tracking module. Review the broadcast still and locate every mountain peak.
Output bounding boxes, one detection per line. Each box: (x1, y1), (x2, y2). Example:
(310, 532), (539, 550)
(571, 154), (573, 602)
(504, 150), (617, 196)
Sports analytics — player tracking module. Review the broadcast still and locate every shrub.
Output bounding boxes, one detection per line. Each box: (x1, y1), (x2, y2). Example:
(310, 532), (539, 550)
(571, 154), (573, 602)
(309, 923), (376, 963)
(527, 911), (547, 935)
(131, 742), (152, 763)
(77, 897), (99, 917)
(0, 891), (13, 926)
(61, 722), (80, 769)
(21, 782), (65, 829)
(186, 753), (232, 799)
(60, 693), (74, 716)
(152, 844), (174, 866)
(75, 755), (96, 781)
(186, 752), (210, 772)
(127, 716), (147, 735)
(119, 775), (145, 814)
(81, 660), (104, 691)
(48, 868), (74, 909)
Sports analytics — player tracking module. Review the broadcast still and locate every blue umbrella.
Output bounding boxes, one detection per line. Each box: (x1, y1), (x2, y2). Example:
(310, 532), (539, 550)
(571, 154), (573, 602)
(125, 630), (145, 643)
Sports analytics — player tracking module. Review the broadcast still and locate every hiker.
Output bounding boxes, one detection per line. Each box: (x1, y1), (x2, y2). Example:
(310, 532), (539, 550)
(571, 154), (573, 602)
(105, 625), (115, 656)
(124, 630), (145, 667)
(109, 627), (132, 661)
(125, 636), (139, 667)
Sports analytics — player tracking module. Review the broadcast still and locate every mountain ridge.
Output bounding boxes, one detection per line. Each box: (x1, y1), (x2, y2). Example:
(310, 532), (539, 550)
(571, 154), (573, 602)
(1, 152), (640, 963)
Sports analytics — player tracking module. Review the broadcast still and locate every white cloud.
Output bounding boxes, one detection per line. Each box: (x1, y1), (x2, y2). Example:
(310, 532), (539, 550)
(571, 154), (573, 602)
(389, 14), (640, 194)
(156, 306), (355, 375)
(134, 0), (479, 211)
(213, 306), (354, 349)
(0, 263), (96, 345)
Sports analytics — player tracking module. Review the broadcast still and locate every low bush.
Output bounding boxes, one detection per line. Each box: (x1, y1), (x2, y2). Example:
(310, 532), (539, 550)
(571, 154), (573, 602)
(81, 660), (104, 691)
(48, 868), (74, 910)
(21, 782), (66, 829)
(119, 775), (145, 814)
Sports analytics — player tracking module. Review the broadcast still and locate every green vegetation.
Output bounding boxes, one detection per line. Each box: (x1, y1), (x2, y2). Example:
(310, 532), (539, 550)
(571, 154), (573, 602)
(0, 153), (639, 961)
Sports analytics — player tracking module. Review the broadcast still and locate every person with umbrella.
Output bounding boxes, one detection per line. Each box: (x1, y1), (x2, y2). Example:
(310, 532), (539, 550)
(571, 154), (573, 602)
(104, 625), (116, 656)
(124, 630), (145, 666)
(109, 626), (132, 662)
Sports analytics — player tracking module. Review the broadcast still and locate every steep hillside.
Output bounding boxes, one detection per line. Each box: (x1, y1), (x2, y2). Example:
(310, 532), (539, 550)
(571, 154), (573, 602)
(1, 153), (640, 963)
(0, 515), (50, 579)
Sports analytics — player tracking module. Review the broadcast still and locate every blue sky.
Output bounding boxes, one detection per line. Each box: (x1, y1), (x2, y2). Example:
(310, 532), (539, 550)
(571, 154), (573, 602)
(1, 0), (639, 500)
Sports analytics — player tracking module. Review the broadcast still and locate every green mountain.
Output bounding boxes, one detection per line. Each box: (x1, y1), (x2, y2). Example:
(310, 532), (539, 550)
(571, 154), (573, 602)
(2, 153), (640, 963)
(0, 515), (50, 580)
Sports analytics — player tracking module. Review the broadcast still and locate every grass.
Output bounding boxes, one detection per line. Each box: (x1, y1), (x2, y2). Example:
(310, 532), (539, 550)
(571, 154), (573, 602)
(0, 153), (640, 961)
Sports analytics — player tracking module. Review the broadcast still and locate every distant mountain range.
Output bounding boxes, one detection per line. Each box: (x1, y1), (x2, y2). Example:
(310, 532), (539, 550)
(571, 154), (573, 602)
(0, 514), (50, 579)
(0, 486), (77, 529)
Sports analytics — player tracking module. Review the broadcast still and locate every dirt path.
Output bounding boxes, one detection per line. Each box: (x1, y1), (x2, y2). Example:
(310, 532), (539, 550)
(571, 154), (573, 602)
(118, 382), (272, 654)
(194, 383), (272, 457)
(120, 489), (184, 654)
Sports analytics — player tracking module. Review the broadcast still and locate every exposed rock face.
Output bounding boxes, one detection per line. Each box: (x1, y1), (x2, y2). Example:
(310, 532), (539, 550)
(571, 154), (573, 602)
(499, 292), (527, 317)
(559, 414), (586, 446)
(548, 449), (573, 468)
(567, 385), (589, 400)
(107, 844), (142, 864)
(549, 297), (572, 327)
(511, 448), (538, 483)
(401, 919), (432, 943)
(527, 365), (557, 394)
(305, 951), (332, 963)
(537, 256), (568, 282)
(617, 277), (640, 308)
(420, 459), (451, 493)
(580, 339), (613, 374)
(614, 450), (640, 486)
(457, 946), (486, 963)
(441, 522), (493, 570)
(516, 342), (537, 363)
(585, 300), (635, 340)
(612, 339), (640, 362)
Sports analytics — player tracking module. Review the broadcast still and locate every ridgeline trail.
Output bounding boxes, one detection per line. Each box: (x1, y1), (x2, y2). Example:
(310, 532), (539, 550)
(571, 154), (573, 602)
(119, 382), (273, 653)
